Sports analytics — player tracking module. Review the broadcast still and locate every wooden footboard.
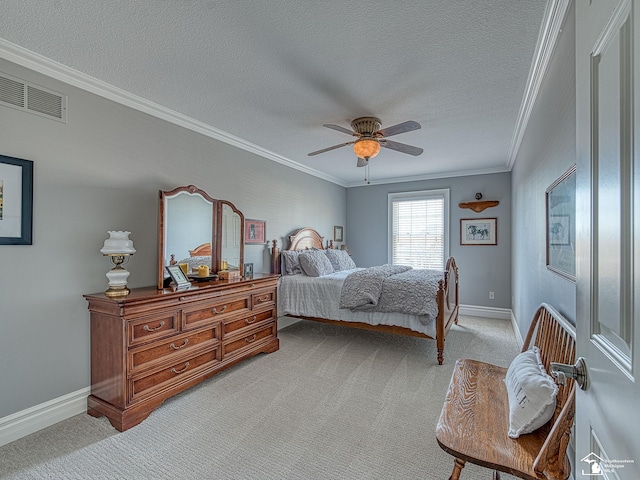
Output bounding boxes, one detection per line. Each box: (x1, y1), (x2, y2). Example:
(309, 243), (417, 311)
(271, 228), (460, 364)
(435, 257), (460, 364)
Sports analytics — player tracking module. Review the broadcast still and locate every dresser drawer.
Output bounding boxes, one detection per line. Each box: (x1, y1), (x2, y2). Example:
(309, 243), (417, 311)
(129, 348), (219, 402)
(222, 309), (275, 338)
(251, 289), (275, 309)
(128, 327), (219, 373)
(182, 296), (250, 330)
(127, 312), (180, 346)
(222, 322), (277, 358)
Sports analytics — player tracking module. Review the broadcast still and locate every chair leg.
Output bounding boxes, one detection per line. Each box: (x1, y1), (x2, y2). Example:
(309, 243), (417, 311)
(449, 457), (466, 480)
(492, 470), (501, 480)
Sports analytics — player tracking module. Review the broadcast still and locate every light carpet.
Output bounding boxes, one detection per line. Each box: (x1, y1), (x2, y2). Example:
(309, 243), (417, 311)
(0, 316), (520, 480)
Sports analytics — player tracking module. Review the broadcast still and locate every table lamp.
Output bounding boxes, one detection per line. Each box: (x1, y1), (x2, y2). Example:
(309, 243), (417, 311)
(100, 231), (136, 297)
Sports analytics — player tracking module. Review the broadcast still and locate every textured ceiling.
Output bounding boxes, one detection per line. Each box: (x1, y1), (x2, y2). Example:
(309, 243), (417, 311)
(0, 1), (547, 186)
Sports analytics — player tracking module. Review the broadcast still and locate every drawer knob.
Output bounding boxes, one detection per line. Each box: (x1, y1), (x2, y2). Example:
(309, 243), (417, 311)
(211, 305), (227, 314)
(170, 338), (189, 350)
(250, 283), (256, 288)
(245, 334), (257, 343)
(256, 294), (270, 303)
(245, 316), (257, 325)
(143, 321), (165, 332)
(171, 362), (190, 374)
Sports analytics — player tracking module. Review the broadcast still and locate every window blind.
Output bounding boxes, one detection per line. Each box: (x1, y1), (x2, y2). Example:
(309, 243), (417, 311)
(390, 193), (446, 270)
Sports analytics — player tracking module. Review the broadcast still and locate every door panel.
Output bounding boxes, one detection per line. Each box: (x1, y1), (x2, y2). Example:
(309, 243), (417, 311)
(576, 0), (639, 478)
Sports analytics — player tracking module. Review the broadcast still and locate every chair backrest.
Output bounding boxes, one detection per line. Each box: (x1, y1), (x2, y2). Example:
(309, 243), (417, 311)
(522, 303), (576, 478)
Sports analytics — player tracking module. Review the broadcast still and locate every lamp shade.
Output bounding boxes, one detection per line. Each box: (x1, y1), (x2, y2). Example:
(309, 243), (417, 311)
(100, 231), (136, 255)
(353, 138), (380, 160)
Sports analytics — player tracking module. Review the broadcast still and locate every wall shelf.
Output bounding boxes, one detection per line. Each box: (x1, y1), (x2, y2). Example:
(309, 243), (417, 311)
(458, 200), (499, 213)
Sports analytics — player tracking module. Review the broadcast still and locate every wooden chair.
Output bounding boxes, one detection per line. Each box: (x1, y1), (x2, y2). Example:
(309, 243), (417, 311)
(436, 303), (576, 480)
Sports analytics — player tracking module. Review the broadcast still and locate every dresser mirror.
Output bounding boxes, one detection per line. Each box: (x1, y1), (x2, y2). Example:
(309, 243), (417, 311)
(157, 185), (244, 289)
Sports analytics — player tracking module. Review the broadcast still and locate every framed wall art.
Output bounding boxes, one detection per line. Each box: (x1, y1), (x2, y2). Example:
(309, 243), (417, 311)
(245, 219), (266, 244)
(334, 225), (343, 242)
(460, 218), (497, 245)
(0, 154), (33, 245)
(546, 165), (576, 281)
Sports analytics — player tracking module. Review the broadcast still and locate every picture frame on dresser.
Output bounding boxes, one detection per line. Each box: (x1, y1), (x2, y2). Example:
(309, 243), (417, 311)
(166, 264), (191, 288)
(0, 154), (33, 245)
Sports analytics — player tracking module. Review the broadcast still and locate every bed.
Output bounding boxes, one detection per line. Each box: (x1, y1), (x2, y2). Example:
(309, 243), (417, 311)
(271, 227), (459, 364)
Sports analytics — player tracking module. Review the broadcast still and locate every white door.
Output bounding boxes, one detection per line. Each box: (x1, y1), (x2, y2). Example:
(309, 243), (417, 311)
(575, 0), (640, 478)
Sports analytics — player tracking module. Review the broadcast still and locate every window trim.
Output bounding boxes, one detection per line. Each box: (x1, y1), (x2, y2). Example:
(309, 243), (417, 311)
(387, 188), (450, 269)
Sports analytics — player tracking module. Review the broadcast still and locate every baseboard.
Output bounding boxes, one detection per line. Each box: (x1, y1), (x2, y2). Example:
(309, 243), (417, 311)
(459, 304), (512, 320)
(0, 386), (90, 448)
(510, 310), (525, 348)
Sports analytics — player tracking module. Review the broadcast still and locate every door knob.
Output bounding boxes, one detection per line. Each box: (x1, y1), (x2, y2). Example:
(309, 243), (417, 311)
(550, 357), (588, 390)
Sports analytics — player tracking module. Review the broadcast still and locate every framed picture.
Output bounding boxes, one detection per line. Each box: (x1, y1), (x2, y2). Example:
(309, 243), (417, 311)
(334, 225), (343, 242)
(165, 264), (192, 288)
(460, 218), (497, 245)
(546, 165), (576, 281)
(245, 219), (266, 244)
(0, 155), (34, 245)
(243, 262), (254, 277)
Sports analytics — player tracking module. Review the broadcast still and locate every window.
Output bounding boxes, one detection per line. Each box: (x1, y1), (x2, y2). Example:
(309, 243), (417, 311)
(388, 189), (449, 270)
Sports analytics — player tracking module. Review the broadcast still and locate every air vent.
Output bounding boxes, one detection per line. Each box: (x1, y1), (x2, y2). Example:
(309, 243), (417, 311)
(0, 73), (67, 122)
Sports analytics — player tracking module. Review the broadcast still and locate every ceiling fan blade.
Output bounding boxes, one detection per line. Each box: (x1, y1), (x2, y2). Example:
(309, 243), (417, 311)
(323, 124), (360, 136)
(381, 139), (423, 156)
(356, 157), (368, 167)
(308, 141), (354, 156)
(376, 121), (421, 138)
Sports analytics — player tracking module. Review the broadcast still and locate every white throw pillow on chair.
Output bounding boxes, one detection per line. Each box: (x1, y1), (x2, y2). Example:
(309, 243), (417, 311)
(504, 346), (558, 438)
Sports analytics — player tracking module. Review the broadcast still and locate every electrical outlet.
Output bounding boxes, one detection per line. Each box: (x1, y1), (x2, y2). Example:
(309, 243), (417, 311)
(489, 291), (495, 300)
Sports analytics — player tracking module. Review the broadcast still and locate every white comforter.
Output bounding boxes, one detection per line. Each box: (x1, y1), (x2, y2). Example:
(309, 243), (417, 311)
(277, 268), (437, 337)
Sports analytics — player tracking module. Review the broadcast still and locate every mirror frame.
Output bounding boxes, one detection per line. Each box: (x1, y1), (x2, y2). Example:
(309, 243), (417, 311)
(158, 185), (245, 289)
(217, 200), (245, 274)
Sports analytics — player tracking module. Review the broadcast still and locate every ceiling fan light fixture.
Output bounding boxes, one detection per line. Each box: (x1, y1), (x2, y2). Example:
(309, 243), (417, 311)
(353, 137), (380, 160)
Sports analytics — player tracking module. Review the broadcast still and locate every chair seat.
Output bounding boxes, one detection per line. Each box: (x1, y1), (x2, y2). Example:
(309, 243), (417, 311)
(436, 358), (564, 480)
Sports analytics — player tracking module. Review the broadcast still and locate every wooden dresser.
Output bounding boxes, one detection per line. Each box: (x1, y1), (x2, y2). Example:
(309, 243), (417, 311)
(84, 273), (279, 431)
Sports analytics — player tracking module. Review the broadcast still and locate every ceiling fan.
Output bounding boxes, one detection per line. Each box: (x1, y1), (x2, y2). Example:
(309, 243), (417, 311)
(308, 116), (423, 167)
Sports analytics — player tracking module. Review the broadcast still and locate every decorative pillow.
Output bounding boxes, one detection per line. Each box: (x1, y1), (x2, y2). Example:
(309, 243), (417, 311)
(281, 250), (304, 275)
(504, 346), (558, 438)
(325, 248), (356, 271)
(299, 250), (335, 277)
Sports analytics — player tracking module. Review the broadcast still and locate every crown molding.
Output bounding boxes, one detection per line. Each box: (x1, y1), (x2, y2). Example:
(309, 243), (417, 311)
(507, 0), (572, 170)
(346, 165), (511, 188)
(0, 39), (347, 187)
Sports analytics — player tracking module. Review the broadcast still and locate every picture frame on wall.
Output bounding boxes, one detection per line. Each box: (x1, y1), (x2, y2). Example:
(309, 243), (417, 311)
(245, 219), (266, 244)
(460, 218), (497, 245)
(0, 154), (34, 245)
(334, 225), (343, 242)
(546, 165), (576, 281)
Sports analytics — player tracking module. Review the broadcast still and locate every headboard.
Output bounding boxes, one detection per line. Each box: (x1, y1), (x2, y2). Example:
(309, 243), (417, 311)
(189, 243), (211, 257)
(271, 227), (329, 274)
(287, 227), (325, 251)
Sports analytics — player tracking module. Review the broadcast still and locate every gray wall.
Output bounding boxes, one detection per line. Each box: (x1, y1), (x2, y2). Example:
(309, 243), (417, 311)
(0, 58), (345, 418)
(511, 5), (576, 336)
(346, 173), (512, 309)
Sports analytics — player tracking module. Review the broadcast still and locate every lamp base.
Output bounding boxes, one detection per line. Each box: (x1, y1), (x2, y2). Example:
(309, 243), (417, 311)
(105, 285), (131, 297)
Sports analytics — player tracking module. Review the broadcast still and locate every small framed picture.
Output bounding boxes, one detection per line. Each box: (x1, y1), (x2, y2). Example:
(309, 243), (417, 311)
(165, 265), (192, 288)
(243, 262), (254, 277)
(334, 225), (344, 242)
(245, 219), (266, 244)
(460, 218), (497, 246)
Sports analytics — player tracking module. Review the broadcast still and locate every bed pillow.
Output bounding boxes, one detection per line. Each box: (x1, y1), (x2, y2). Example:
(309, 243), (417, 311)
(325, 248), (356, 271)
(299, 250), (335, 277)
(504, 346), (558, 438)
(281, 250), (304, 275)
